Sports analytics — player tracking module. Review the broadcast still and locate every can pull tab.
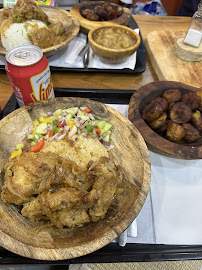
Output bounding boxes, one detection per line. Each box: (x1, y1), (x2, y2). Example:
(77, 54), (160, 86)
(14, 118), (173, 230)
(14, 51), (31, 59)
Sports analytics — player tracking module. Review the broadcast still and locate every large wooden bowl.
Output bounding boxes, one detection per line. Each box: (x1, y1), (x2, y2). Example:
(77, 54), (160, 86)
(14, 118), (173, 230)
(0, 97), (150, 260)
(70, 1), (131, 34)
(0, 6), (80, 57)
(88, 24), (140, 64)
(128, 81), (202, 160)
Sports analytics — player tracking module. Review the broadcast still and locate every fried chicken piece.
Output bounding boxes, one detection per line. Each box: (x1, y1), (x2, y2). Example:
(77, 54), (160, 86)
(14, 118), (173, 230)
(1, 152), (58, 205)
(29, 27), (56, 49)
(191, 110), (202, 132)
(182, 123), (201, 142)
(166, 120), (186, 142)
(21, 188), (93, 228)
(162, 89), (181, 103)
(88, 157), (121, 222)
(11, 0), (49, 24)
(149, 112), (167, 130)
(170, 102), (192, 124)
(181, 92), (200, 111)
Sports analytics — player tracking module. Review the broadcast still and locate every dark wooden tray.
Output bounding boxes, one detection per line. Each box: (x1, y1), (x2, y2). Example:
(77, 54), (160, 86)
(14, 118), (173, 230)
(1, 88), (202, 265)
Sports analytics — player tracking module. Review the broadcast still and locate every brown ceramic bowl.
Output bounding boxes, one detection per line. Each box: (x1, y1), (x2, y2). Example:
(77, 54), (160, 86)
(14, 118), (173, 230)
(128, 81), (202, 160)
(0, 6), (80, 57)
(88, 24), (140, 64)
(0, 97), (150, 260)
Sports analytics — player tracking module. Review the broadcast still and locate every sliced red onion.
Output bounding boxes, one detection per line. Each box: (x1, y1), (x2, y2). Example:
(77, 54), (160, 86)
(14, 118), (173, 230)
(68, 125), (77, 138)
(49, 133), (60, 141)
(80, 120), (88, 129)
(88, 113), (95, 120)
(103, 141), (110, 147)
(47, 112), (53, 116)
(60, 119), (66, 127)
(57, 134), (66, 141)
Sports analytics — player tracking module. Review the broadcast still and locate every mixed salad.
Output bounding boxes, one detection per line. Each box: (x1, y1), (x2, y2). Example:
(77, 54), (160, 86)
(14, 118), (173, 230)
(11, 105), (113, 159)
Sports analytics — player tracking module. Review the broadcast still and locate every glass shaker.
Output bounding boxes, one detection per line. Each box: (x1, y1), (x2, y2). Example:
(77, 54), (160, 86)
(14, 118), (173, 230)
(184, 0), (202, 47)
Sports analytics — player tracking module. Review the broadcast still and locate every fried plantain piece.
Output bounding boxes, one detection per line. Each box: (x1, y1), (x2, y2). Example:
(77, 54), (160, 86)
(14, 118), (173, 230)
(166, 120), (186, 142)
(170, 102), (192, 124)
(191, 110), (202, 132)
(156, 122), (167, 133)
(142, 102), (164, 122)
(196, 89), (202, 105)
(149, 112), (167, 130)
(81, 9), (100, 21)
(168, 102), (176, 111)
(181, 92), (200, 111)
(182, 123), (201, 142)
(93, 5), (107, 20)
(196, 90), (202, 112)
(162, 89), (181, 103)
(151, 97), (168, 112)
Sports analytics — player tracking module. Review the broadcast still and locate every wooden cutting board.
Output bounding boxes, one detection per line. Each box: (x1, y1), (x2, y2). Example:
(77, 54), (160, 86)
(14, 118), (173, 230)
(145, 30), (202, 88)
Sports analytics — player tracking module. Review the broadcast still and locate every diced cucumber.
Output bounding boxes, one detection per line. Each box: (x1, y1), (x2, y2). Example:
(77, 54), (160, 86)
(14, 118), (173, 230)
(53, 109), (63, 116)
(35, 122), (47, 135)
(65, 113), (73, 122)
(78, 112), (90, 121)
(28, 134), (35, 141)
(16, 143), (24, 150)
(94, 119), (101, 126)
(97, 121), (112, 134)
(63, 107), (78, 115)
(103, 130), (111, 143)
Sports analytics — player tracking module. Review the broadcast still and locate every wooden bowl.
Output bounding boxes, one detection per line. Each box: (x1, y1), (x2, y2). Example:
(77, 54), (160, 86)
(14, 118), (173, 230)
(88, 24), (140, 64)
(128, 81), (202, 160)
(0, 97), (150, 260)
(70, 1), (131, 34)
(0, 6), (80, 57)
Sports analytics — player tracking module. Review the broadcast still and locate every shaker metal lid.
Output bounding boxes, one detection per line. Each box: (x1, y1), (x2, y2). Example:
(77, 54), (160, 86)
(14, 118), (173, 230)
(6, 45), (43, 66)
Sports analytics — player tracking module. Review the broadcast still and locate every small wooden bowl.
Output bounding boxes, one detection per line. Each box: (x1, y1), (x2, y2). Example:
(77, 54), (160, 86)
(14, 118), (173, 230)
(0, 6), (80, 57)
(0, 97), (150, 260)
(88, 24), (140, 64)
(70, 1), (131, 34)
(128, 81), (202, 160)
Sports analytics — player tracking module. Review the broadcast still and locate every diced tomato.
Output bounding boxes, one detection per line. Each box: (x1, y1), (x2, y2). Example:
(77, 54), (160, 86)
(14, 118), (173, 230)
(47, 129), (54, 137)
(56, 120), (63, 128)
(95, 128), (101, 134)
(29, 140), (44, 153)
(83, 106), (92, 113)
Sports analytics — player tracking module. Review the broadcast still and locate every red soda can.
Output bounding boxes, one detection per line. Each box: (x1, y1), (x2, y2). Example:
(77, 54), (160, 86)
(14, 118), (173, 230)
(5, 45), (54, 107)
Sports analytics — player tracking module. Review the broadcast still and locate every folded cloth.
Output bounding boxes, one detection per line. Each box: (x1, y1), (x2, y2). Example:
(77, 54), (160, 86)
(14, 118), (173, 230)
(60, 29), (139, 70)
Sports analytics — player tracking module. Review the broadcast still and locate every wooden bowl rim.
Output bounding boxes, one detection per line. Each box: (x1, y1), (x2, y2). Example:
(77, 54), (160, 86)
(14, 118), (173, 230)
(0, 97), (151, 260)
(0, 6), (80, 56)
(128, 81), (202, 160)
(88, 24), (141, 53)
(70, 1), (131, 33)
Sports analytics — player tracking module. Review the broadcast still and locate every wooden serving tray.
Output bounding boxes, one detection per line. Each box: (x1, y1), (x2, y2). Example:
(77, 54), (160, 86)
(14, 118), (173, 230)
(70, 1), (131, 34)
(145, 31), (202, 88)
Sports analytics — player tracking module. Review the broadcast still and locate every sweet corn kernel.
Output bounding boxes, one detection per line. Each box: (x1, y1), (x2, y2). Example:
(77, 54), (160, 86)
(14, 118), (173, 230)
(11, 149), (22, 159)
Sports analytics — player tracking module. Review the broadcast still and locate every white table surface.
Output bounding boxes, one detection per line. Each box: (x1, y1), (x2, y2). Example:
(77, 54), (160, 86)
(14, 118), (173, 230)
(108, 104), (202, 246)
